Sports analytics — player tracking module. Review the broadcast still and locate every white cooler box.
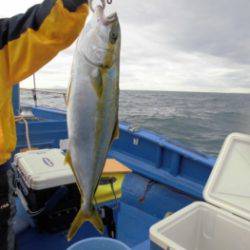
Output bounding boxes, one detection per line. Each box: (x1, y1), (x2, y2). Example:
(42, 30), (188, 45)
(150, 133), (250, 250)
(14, 149), (80, 232)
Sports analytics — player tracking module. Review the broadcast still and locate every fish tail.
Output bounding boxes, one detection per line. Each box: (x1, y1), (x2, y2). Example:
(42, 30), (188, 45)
(67, 208), (104, 241)
(88, 209), (104, 234)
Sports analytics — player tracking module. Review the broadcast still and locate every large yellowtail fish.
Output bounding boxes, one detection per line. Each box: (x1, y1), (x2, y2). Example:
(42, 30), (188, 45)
(65, 5), (121, 241)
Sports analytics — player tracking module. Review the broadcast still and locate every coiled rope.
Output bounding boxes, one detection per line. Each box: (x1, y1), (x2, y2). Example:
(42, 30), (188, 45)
(15, 115), (32, 150)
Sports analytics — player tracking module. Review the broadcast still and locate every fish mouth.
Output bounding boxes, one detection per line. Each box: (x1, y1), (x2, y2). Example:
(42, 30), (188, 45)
(105, 12), (118, 24)
(95, 6), (117, 25)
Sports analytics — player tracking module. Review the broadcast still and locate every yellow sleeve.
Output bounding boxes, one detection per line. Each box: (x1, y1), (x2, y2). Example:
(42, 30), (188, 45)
(0, 0), (89, 86)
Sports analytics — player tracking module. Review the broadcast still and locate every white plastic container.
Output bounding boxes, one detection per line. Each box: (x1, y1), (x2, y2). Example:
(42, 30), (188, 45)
(150, 133), (250, 250)
(14, 149), (80, 232)
(14, 148), (74, 190)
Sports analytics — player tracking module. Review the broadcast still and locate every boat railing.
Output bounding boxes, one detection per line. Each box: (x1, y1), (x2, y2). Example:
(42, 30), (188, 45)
(20, 87), (67, 107)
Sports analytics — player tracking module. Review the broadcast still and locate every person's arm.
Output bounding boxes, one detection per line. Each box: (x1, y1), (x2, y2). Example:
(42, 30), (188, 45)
(0, 0), (88, 86)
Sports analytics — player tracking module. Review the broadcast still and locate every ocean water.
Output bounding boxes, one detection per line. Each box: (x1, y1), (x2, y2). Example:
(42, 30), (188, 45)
(20, 90), (250, 157)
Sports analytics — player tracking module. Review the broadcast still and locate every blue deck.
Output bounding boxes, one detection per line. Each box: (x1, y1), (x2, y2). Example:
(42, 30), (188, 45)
(15, 106), (216, 249)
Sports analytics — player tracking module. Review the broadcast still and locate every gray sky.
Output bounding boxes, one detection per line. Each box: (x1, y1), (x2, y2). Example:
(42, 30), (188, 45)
(1, 0), (250, 92)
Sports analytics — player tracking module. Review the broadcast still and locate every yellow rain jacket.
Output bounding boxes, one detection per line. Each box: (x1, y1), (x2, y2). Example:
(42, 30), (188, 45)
(0, 0), (89, 165)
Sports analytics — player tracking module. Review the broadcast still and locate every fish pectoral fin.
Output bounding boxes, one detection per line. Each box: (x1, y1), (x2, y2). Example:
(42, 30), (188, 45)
(64, 151), (73, 166)
(108, 119), (120, 149)
(67, 208), (104, 241)
(112, 119), (120, 140)
(64, 151), (85, 197)
(92, 71), (103, 98)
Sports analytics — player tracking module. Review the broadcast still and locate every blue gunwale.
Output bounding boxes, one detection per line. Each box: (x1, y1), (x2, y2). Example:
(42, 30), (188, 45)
(16, 106), (216, 200)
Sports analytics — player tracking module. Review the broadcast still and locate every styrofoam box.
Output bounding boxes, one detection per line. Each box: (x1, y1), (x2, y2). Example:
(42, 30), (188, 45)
(150, 133), (250, 250)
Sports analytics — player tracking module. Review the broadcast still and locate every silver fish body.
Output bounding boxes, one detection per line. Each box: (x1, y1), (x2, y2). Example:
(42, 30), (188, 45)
(66, 6), (121, 240)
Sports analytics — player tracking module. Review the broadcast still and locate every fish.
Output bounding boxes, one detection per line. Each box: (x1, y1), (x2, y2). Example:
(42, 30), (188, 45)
(65, 5), (121, 241)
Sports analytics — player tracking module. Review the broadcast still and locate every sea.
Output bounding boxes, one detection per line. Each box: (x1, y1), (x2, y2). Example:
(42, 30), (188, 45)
(20, 89), (250, 157)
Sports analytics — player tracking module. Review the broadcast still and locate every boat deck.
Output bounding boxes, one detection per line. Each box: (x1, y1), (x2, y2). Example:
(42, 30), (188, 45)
(15, 106), (216, 249)
(15, 173), (196, 249)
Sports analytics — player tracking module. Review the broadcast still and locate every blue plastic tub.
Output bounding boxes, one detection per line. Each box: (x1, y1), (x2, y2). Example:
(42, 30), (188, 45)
(67, 237), (131, 250)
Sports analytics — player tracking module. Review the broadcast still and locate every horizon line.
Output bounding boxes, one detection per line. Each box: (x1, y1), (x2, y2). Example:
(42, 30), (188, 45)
(20, 87), (250, 95)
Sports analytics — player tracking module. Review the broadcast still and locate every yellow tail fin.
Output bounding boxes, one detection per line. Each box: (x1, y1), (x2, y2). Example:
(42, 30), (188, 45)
(67, 208), (104, 241)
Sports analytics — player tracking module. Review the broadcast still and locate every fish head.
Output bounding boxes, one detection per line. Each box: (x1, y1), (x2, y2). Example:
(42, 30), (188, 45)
(79, 6), (121, 68)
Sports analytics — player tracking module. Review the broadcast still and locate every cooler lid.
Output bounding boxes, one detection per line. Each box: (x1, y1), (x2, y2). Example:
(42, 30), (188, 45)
(204, 133), (250, 220)
(14, 149), (75, 190)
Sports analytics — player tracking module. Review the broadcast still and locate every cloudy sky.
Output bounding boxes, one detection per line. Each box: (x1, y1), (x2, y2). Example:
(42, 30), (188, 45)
(1, 0), (250, 92)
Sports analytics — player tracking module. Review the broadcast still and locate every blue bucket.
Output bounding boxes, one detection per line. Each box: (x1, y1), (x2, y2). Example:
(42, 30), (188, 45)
(67, 237), (130, 250)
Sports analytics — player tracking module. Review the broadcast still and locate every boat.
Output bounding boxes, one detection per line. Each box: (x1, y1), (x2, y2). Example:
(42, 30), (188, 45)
(11, 85), (233, 250)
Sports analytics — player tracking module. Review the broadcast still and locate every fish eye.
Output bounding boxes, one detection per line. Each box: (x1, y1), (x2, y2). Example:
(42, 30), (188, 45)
(109, 22), (119, 44)
(110, 32), (118, 43)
